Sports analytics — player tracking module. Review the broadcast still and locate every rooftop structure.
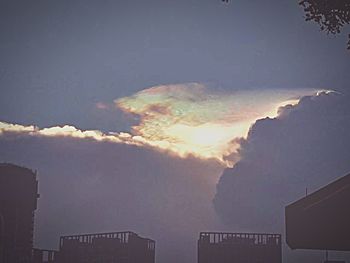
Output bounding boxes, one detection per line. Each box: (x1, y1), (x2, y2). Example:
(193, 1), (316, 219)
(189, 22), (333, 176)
(58, 231), (155, 263)
(198, 232), (282, 263)
(32, 248), (58, 263)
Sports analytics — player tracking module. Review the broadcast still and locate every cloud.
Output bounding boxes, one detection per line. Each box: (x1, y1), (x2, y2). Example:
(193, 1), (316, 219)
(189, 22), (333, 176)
(0, 125), (223, 263)
(0, 86), (343, 262)
(116, 83), (316, 166)
(1, 84), (317, 167)
(95, 102), (110, 110)
(214, 91), (350, 262)
(0, 122), (138, 146)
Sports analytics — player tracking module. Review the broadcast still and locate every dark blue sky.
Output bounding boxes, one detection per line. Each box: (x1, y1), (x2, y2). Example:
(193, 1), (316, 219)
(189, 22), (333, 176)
(1, 0), (349, 131)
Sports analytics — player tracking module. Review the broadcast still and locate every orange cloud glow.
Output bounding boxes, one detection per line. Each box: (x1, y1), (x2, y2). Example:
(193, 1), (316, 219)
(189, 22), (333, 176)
(115, 83), (318, 166)
(1, 84), (324, 167)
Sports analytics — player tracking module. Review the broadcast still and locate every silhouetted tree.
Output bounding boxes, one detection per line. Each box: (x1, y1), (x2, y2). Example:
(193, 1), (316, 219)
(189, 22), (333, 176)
(299, 0), (350, 49)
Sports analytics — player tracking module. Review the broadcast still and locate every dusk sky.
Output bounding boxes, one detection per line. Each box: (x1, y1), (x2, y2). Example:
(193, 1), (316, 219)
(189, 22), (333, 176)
(1, 0), (350, 262)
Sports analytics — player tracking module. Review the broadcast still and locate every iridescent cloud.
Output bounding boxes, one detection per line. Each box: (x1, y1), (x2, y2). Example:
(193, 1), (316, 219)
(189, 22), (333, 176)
(115, 83), (318, 166)
(1, 83), (323, 167)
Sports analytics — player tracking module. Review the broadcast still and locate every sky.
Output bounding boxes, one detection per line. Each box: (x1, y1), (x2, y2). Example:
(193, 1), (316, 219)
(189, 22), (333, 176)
(1, 0), (350, 262)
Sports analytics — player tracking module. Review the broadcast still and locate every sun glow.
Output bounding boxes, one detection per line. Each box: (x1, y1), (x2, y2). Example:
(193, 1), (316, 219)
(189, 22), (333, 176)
(115, 84), (318, 166)
(1, 84), (323, 167)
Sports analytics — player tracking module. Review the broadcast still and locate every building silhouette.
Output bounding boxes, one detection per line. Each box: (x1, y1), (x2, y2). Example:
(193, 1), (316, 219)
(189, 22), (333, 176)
(0, 163), (156, 263)
(285, 173), (350, 252)
(198, 232), (282, 263)
(57, 231), (155, 263)
(32, 249), (58, 263)
(0, 163), (40, 263)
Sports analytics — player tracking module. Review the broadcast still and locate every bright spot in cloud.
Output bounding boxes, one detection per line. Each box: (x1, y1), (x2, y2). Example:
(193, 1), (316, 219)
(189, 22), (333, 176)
(95, 102), (109, 110)
(0, 83), (325, 167)
(116, 83), (316, 166)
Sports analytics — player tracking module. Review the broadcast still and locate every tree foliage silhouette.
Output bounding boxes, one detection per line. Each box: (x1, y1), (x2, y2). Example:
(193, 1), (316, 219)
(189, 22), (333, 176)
(299, 0), (350, 49)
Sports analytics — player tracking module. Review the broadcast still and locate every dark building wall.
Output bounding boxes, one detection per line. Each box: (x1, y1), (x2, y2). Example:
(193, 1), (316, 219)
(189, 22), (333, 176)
(0, 163), (39, 263)
(285, 174), (350, 251)
(198, 232), (282, 263)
